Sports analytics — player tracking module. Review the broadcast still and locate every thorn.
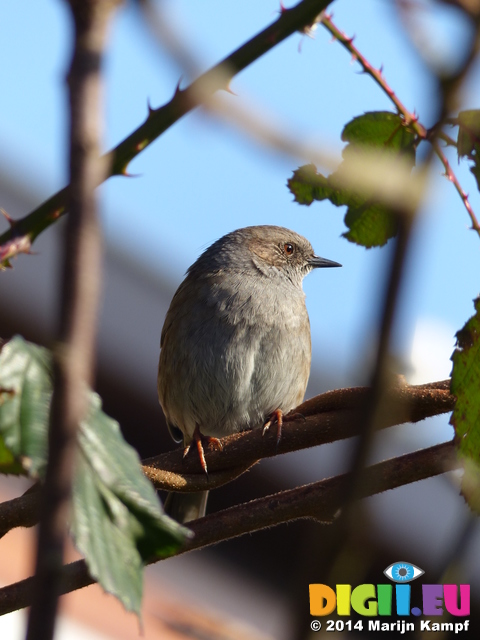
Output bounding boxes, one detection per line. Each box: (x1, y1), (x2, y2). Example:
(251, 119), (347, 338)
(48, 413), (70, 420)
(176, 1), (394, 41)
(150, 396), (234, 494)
(50, 208), (63, 221)
(224, 83), (237, 96)
(123, 170), (142, 178)
(147, 98), (155, 116)
(0, 208), (15, 228)
(378, 64), (384, 75)
(279, 1), (287, 13)
(173, 77), (183, 98)
(135, 138), (149, 153)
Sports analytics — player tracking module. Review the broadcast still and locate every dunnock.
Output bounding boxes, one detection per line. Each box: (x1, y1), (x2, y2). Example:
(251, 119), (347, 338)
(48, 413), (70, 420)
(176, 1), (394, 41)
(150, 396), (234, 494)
(158, 225), (341, 522)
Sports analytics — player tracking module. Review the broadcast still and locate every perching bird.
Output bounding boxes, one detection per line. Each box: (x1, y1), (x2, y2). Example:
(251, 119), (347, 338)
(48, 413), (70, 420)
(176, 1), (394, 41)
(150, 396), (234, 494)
(158, 225), (341, 522)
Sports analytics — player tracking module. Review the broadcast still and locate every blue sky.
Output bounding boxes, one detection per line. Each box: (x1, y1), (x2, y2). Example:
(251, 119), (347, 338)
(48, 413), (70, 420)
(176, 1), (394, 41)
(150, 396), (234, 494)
(1, 0), (479, 392)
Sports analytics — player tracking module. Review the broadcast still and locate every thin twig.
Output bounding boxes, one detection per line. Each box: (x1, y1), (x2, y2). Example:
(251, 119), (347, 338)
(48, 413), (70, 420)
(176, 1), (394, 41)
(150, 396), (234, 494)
(329, 209), (416, 576)
(0, 440), (458, 618)
(135, 0), (201, 80)
(25, 2), (118, 639)
(433, 140), (480, 236)
(321, 13), (480, 240)
(321, 14), (426, 138)
(313, 14), (480, 582)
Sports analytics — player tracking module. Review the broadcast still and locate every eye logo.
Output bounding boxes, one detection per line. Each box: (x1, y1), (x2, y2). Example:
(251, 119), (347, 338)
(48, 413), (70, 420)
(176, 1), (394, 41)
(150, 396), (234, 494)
(384, 562), (424, 583)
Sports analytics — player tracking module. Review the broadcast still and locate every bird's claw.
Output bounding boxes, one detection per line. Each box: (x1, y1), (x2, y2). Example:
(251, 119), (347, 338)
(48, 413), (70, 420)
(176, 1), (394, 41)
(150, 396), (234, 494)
(183, 425), (222, 476)
(262, 409), (283, 448)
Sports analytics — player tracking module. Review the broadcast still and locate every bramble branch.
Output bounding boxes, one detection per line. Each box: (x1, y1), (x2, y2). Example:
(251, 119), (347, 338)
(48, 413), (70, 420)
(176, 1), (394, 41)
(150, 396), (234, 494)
(0, 380), (454, 537)
(0, 440), (458, 617)
(321, 14), (426, 138)
(0, 0), (332, 266)
(321, 13), (480, 240)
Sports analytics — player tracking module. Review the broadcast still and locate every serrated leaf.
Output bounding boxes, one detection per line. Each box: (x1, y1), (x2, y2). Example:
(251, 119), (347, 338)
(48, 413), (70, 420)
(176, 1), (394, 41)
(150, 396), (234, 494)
(288, 112), (417, 248)
(343, 202), (398, 247)
(0, 337), (51, 476)
(287, 164), (333, 206)
(342, 111), (417, 153)
(73, 394), (188, 613)
(457, 110), (480, 192)
(0, 335), (190, 615)
(450, 297), (480, 513)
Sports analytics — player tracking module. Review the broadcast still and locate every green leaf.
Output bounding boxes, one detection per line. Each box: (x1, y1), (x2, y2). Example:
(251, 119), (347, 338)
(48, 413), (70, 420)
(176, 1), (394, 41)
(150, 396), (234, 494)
(287, 164), (333, 206)
(341, 111), (417, 152)
(73, 394), (188, 613)
(288, 112), (417, 248)
(457, 110), (480, 192)
(0, 337), (50, 476)
(0, 335), (190, 615)
(450, 297), (480, 513)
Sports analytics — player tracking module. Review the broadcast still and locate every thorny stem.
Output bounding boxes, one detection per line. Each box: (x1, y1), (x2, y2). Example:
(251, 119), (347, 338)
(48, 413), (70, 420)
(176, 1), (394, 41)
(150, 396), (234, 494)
(433, 140), (480, 235)
(321, 14), (426, 137)
(321, 13), (480, 240)
(0, 0), (333, 266)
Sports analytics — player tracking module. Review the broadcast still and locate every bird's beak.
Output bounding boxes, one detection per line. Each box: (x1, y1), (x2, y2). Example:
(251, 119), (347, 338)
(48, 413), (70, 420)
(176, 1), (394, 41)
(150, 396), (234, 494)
(309, 255), (342, 269)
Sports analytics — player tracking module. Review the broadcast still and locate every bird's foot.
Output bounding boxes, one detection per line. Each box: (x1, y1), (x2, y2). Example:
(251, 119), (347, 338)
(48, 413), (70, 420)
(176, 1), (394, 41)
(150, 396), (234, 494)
(183, 424), (223, 476)
(262, 409), (305, 449)
(262, 409), (284, 447)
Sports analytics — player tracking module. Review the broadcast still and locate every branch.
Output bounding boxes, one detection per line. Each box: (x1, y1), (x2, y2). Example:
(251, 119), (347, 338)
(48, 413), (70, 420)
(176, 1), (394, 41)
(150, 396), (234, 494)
(314, 9), (480, 580)
(0, 0), (332, 265)
(0, 380), (454, 537)
(0, 440), (458, 617)
(321, 13), (480, 240)
(25, 2), (117, 639)
(143, 379), (453, 490)
(321, 14), (426, 139)
(433, 140), (480, 236)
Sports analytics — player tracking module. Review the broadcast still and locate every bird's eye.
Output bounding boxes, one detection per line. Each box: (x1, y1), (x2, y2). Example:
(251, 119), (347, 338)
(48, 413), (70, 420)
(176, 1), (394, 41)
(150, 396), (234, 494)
(284, 243), (294, 256)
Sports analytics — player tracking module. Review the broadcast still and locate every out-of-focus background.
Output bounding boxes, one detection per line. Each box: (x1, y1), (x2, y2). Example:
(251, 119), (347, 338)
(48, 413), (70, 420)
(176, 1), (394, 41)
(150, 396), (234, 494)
(1, 1), (480, 638)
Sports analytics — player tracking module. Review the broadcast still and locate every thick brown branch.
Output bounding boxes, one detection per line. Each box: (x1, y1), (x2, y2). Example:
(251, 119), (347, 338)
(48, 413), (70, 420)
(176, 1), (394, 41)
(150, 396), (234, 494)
(0, 440), (458, 617)
(25, 3), (118, 639)
(0, 491), (41, 539)
(143, 379), (454, 489)
(0, 380), (454, 538)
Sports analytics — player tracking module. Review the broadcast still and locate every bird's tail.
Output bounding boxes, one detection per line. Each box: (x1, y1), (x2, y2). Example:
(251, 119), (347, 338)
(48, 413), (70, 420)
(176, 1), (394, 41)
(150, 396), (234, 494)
(164, 490), (209, 524)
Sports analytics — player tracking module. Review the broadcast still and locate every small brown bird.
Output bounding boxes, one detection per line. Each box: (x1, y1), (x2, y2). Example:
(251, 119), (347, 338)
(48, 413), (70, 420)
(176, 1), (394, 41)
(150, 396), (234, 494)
(158, 225), (341, 522)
